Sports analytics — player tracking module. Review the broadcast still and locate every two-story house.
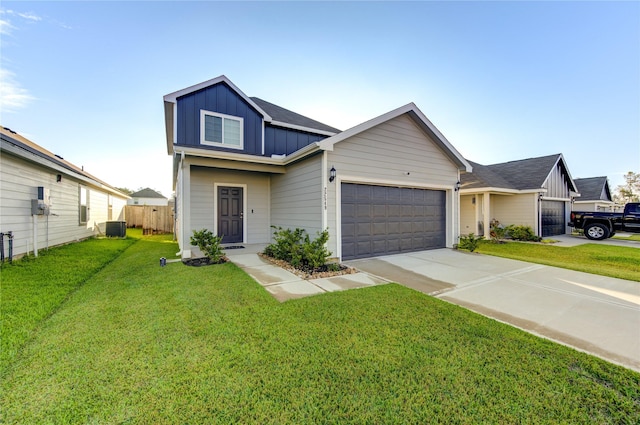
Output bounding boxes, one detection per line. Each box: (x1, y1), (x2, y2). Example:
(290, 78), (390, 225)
(164, 75), (471, 261)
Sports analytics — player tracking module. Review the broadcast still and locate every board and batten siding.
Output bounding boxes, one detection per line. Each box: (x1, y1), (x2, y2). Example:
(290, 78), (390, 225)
(543, 163), (572, 199)
(326, 114), (459, 255)
(264, 126), (326, 156)
(176, 83), (263, 155)
(189, 166), (270, 245)
(491, 193), (538, 229)
(270, 155), (323, 237)
(0, 153), (126, 258)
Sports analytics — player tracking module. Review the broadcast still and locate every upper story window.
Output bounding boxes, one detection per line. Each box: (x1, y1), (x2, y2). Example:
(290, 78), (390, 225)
(200, 110), (243, 149)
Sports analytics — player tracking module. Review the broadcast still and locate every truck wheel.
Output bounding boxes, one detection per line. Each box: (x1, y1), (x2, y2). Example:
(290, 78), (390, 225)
(584, 223), (610, 240)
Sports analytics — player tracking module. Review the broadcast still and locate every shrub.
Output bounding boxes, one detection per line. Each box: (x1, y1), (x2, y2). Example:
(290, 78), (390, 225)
(505, 225), (542, 242)
(265, 226), (332, 270)
(302, 229), (331, 269)
(267, 226), (305, 264)
(489, 219), (506, 243)
(190, 229), (224, 263)
(458, 233), (484, 252)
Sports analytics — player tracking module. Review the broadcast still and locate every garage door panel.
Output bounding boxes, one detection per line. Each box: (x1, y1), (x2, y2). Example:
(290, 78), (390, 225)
(356, 223), (371, 236)
(372, 222), (386, 236)
(341, 183), (446, 260)
(357, 204), (371, 217)
(373, 205), (386, 217)
(386, 238), (400, 252)
(388, 205), (401, 217)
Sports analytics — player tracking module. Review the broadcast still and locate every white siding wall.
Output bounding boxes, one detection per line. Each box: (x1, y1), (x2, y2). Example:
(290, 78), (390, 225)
(492, 193), (537, 228)
(189, 166), (270, 246)
(0, 153), (127, 258)
(326, 114), (459, 256)
(270, 155), (323, 237)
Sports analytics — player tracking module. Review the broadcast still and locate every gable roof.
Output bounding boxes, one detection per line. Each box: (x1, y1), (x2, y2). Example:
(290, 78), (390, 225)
(250, 97), (341, 134)
(317, 103), (472, 172)
(0, 126), (129, 198)
(131, 188), (167, 199)
(461, 153), (577, 192)
(461, 160), (516, 190)
(574, 176), (612, 201)
(163, 75), (339, 153)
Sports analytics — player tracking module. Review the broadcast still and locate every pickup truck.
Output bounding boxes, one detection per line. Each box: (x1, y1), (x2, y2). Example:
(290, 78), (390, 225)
(569, 202), (640, 240)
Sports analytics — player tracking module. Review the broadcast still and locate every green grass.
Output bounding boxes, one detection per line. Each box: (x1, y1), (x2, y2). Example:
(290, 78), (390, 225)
(2, 234), (639, 423)
(476, 241), (640, 282)
(0, 235), (136, 375)
(614, 233), (640, 242)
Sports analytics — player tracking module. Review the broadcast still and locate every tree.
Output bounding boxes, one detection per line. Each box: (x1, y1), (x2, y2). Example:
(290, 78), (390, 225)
(614, 171), (640, 204)
(115, 187), (133, 196)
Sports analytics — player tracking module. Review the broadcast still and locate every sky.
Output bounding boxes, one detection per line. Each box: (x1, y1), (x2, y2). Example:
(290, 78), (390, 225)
(1, 1), (638, 199)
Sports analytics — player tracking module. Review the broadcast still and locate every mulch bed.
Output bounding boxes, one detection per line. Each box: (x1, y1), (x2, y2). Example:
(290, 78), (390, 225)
(258, 253), (357, 279)
(182, 256), (229, 267)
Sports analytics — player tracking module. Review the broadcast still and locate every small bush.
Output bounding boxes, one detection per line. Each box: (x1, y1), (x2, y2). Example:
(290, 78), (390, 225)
(458, 233), (484, 252)
(265, 226), (332, 270)
(190, 229), (224, 263)
(302, 229), (331, 269)
(505, 225), (542, 242)
(489, 219), (506, 243)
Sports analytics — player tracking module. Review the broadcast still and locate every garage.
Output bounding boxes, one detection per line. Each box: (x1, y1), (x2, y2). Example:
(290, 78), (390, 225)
(341, 183), (446, 260)
(541, 200), (566, 237)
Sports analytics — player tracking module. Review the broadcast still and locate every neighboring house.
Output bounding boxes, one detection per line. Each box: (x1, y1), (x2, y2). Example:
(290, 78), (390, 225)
(128, 188), (169, 206)
(164, 75), (471, 260)
(459, 153), (578, 238)
(573, 176), (619, 212)
(0, 126), (129, 258)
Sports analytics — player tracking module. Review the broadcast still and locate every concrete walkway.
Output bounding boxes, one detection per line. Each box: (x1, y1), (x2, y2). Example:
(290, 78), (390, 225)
(225, 244), (386, 302)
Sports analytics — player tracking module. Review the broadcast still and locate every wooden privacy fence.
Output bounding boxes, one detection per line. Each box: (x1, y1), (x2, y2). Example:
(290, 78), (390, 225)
(125, 205), (174, 234)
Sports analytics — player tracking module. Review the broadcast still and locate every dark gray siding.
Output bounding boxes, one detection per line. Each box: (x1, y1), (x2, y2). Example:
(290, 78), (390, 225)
(264, 125), (326, 156)
(176, 82), (263, 155)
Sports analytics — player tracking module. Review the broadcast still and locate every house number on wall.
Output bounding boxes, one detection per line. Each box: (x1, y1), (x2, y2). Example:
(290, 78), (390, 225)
(324, 186), (327, 210)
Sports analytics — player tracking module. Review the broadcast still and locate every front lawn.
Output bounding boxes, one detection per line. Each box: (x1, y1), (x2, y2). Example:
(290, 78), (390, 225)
(2, 235), (639, 423)
(476, 241), (640, 282)
(0, 236), (135, 375)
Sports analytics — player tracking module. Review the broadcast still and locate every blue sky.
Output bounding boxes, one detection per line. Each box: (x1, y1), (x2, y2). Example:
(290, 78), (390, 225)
(1, 1), (638, 198)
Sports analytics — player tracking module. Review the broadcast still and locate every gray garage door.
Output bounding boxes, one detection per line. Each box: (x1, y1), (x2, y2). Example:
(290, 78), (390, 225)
(541, 200), (566, 237)
(341, 183), (446, 260)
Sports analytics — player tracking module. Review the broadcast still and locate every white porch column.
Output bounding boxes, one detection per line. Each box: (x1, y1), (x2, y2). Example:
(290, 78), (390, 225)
(483, 192), (491, 239)
(181, 160), (192, 259)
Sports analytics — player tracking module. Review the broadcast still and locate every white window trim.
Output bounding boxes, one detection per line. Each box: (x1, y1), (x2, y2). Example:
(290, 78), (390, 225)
(200, 109), (244, 150)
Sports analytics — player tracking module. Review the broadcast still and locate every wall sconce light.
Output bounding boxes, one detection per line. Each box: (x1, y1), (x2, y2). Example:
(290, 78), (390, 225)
(329, 166), (336, 183)
(56, 174), (62, 183)
(454, 181), (461, 191)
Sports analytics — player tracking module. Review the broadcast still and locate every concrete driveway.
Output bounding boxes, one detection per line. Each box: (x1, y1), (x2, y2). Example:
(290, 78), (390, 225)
(345, 249), (640, 372)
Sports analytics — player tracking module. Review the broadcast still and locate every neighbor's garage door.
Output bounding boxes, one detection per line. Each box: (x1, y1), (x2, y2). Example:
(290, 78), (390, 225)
(541, 200), (566, 237)
(341, 183), (446, 260)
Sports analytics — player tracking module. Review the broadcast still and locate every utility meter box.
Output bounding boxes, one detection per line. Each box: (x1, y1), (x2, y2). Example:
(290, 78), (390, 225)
(31, 186), (51, 215)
